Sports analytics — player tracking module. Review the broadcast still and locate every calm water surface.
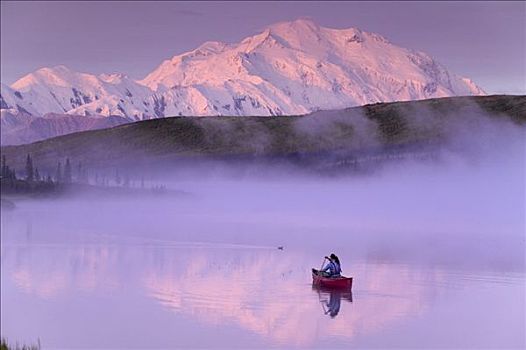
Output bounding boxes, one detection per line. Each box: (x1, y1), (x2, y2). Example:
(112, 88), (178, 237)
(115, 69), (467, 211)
(1, 174), (525, 349)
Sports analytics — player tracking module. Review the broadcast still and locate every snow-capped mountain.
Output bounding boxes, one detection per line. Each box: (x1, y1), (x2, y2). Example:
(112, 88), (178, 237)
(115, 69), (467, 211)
(1, 18), (485, 121)
(2, 67), (155, 120)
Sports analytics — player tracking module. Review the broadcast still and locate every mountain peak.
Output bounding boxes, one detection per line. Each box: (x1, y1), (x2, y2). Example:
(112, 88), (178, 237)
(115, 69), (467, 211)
(240, 29), (278, 52)
(16, 66), (136, 92)
(37, 65), (73, 74)
(266, 18), (322, 42)
(266, 19), (391, 47)
(12, 65), (80, 91)
(268, 17), (320, 32)
(4, 19), (485, 120)
(195, 41), (229, 54)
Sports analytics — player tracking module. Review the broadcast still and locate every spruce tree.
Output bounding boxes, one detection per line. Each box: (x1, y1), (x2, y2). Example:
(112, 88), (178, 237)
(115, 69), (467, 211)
(115, 169), (121, 186)
(34, 168), (41, 181)
(77, 162), (82, 183)
(25, 154), (34, 181)
(64, 158), (72, 183)
(5, 166), (12, 180)
(1, 155), (6, 178)
(56, 162), (62, 183)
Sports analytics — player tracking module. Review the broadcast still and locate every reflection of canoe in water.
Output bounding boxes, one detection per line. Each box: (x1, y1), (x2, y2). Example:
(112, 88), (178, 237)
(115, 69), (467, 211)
(312, 284), (353, 318)
(312, 269), (353, 290)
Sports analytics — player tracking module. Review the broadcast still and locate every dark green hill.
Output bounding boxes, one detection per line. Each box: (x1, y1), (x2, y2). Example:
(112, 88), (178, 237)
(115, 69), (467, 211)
(1, 95), (524, 174)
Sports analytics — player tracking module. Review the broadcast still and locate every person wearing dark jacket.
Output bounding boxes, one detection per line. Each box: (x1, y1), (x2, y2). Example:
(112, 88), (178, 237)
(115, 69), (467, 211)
(321, 253), (342, 277)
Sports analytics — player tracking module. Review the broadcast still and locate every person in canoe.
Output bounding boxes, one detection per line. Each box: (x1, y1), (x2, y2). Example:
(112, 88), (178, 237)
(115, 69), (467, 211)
(317, 253), (342, 278)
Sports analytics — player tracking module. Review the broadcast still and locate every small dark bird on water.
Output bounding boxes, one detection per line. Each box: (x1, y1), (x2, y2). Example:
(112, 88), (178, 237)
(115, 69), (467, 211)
(277, 246), (284, 250)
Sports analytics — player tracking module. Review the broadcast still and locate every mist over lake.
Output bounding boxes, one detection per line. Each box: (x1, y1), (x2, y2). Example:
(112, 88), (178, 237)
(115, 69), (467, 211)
(1, 1), (525, 347)
(1, 118), (524, 348)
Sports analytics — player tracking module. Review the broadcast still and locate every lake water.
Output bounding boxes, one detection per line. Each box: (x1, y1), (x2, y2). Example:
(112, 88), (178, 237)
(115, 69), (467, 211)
(1, 162), (525, 348)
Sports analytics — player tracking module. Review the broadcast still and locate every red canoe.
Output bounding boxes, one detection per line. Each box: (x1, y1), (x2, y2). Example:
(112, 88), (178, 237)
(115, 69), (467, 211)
(312, 269), (353, 289)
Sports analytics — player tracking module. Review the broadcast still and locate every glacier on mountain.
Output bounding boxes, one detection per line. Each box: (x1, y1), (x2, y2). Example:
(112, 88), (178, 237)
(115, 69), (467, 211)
(1, 19), (485, 120)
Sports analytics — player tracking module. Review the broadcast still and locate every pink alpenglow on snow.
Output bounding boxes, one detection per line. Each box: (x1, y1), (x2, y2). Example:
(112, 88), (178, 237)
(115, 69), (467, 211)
(0, 19), (484, 120)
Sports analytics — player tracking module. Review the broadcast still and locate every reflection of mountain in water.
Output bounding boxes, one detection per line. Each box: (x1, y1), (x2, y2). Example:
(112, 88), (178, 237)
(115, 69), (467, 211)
(1, 238), (446, 347)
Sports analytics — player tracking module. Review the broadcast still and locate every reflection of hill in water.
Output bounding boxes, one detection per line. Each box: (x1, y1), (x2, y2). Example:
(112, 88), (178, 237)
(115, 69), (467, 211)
(3, 241), (448, 346)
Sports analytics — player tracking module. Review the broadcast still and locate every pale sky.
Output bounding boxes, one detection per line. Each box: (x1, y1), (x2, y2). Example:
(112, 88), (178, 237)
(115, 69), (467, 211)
(1, 1), (525, 94)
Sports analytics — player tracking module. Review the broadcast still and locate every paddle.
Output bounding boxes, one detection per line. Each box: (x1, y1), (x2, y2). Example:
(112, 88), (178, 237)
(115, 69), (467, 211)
(318, 256), (328, 274)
